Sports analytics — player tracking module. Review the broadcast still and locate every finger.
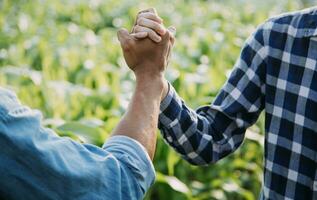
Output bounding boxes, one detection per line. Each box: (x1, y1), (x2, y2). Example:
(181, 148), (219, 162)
(138, 12), (163, 24)
(117, 28), (130, 43)
(138, 8), (157, 15)
(117, 28), (134, 50)
(131, 32), (148, 39)
(160, 26), (176, 42)
(167, 26), (176, 45)
(167, 26), (176, 37)
(133, 8), (159, 32)
(134, 25), (162, 42)
(137, 17), (166, 35)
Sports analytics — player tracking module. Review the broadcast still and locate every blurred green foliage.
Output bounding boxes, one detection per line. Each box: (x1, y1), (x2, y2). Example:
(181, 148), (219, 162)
(0, 0), (313, 199)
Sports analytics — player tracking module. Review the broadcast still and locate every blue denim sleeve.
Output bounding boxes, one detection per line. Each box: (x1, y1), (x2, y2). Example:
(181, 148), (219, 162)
(0, 88), (155, 200)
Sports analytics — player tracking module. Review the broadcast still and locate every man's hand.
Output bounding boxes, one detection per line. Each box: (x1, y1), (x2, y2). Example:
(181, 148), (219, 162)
(132, 8), (166, 42)
(132, 8), (171, 43)
(113, 14), (176, 159)
(118, 8), (176, 101)
(117, 27), (175, 78)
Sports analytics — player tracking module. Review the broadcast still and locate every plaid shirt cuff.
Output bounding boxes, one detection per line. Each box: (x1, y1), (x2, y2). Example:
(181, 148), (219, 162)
(160, 82), (173, 112)
(159, 82), (182, 128)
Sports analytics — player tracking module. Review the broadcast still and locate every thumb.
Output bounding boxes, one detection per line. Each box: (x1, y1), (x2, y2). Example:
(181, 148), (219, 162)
(117, 28), (135, 51)
(117, 28), (131, 44)
(167, 26), (176, 37)
(162, 26), (176, 45)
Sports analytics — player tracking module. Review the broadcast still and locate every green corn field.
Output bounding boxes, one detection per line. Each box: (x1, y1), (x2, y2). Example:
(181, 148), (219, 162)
(0, 0), (314, 199)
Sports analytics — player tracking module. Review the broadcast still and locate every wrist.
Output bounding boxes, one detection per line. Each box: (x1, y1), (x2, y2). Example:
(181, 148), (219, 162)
(135, 70), (164, 80)
(135, 66), (164, 84)
(133, 62), (165, 78)
(136, 75), (165, 89)
(135, 73), (166, 99)
(161, 80), (169, 101)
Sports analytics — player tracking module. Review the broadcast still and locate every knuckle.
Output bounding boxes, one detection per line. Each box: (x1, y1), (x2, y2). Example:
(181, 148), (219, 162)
(148, 13), (156, 18)
(137, 9), (146, 15)
(137, 18), (144, 25)
(149, 30), (156, 37)
(137, 13), (145, 19)
(137, 13), (144, 18)
(154, 23), (160, 30)
(149, 8), (156, 13)
(134, 25), (141, 32)
(149, 29), (158, 35)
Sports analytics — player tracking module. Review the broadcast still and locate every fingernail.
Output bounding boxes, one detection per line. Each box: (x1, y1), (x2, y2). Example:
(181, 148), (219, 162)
(168, 27), (176, 35)
(169, 27), (176, 32)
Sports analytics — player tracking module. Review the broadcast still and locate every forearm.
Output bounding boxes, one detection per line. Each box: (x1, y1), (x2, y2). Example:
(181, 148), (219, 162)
(112, 74), (165, 159)
(158, 84), (250, 165)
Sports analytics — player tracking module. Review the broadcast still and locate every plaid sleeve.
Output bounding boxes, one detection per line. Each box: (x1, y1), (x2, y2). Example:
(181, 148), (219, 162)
(159, 23), (268, 165)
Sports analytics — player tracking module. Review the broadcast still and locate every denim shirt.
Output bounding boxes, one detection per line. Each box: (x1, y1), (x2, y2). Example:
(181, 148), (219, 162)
(0, 87), (155, 200)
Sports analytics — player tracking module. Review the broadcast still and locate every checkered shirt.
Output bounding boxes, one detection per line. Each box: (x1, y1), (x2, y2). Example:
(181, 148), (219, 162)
(159, 7), (317, 200)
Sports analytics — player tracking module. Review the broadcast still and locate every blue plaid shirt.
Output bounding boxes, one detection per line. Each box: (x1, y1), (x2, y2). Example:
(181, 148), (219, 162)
(159, 7), (317, 200)
(0, 87), (155, 200)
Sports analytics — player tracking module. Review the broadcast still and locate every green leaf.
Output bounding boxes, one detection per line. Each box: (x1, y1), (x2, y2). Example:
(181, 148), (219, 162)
(57, 122), (102, 145)
(156, 172), (190, 194)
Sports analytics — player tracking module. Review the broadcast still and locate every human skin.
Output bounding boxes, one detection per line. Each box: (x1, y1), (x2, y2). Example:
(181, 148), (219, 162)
(111, 27), (175, 159)
(131, 8), (176, 101)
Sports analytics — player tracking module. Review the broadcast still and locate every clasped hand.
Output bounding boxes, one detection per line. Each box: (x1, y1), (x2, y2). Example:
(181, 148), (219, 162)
(117, 8), (176, 80)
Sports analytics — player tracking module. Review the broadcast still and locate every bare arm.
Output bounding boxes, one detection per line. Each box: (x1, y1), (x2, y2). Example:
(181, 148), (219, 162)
(111, 75), (164, 159)
(111, 28), (174, 160)
(133, 9), (266, 164)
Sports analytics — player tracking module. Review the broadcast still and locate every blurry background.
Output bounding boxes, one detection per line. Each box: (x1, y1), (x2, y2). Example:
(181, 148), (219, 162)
(0, 0), (315, 199)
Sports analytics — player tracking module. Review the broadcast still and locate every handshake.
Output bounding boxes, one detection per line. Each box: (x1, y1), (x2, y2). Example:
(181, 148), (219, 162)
(117, 8), (176, 101)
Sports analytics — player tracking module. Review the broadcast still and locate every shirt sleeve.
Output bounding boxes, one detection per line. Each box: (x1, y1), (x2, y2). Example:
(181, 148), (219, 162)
(158, 23), (268, 165)
(0, 88), (155, 200)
